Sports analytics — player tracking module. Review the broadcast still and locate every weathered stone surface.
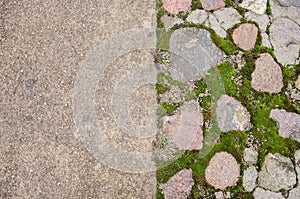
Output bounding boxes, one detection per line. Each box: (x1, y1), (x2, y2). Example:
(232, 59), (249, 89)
(270, 109), (300, 142)
(269, 18), (300, 65)
(215, 191), (225, 199)
(233, 23), (258, 50)
(262, 33), (272, 48)
(291, 89), (300, 101)
(161, 15), (184, 29)
(214, 8), (243, 30)
(240, 0), (267, 15)
(243, 147), (258, 165)
(169, 28), (224, 81)
(295, 75), (300, 90)
(161, 168), (194, 199)
(207, 14), (227, 38)
(253, 187), (284, 199)
(251, 53), (283, 93)
(163, 100), (204, 150)
(162, 0), (192, 14)
(270, 0), (300, 25)
(288, 187), (300, 199)
(216, 95), (252, 132)
(277, 0), (300, 8)
(201, 0), (225, 11)
(186, 9), (208, 24)
(245, 12), (269, 31)
(243, 165), (258, 192)
(205, 152), (240, 190)
(258, 153), (296, 192)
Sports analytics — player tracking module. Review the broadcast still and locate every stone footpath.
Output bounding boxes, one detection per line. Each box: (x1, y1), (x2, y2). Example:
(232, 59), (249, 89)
(156, 0), (300, 198)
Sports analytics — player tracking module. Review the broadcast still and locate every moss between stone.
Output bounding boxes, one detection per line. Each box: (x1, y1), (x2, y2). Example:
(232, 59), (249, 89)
(157, 102), (179, 115)
(225, 0), (234, 7)
(157, 9), (165, 28)
(156, 59), (300, 197)
(266, 0), (272, 15)
(191, 0), (201, 11)
(155, 3), (299, 197)
(168, 21), (238, 56)
(176, 11), (189, 20)
(210, 32), (237, 55)
(219, 55), (300, 171)
(157, 30), (171, 51)
(157, 0), (163, 8)
(156, 83), (171, 95)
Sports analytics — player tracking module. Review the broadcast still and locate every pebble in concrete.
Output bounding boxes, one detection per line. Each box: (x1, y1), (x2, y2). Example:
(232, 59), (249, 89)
(243, 165), (258, 192)
(269, 18), (300, 65)
(270, 109), (300, 143)
(162, 0), (192, 14)
(258, 153), (296, 192)
(251, 53), (283, 93)
(161, 168), (194, 199)
(276, 0), (300, 8)
(186, 10), (208, 24)
(201, 0), (225, 11)
(239, 0), (267, 15)
(216, 95), (252, 132)
(270, 0), (300, 25)
(233, 23), (258, 51)
(162, 100), (204, 150)
(243, 147), (258, 165)
(169, 28), (224, 81)
(214, 8), (242, 30)
(253, 187), (284, 199)
(205, 152), (240, 190)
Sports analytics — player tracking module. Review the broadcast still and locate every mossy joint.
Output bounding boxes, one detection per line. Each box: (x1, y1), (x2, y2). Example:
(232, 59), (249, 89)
(156, 2), (299, 197)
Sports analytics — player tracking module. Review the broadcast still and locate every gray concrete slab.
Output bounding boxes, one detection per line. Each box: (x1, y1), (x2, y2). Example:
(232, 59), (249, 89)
(0, 0), (157, 198)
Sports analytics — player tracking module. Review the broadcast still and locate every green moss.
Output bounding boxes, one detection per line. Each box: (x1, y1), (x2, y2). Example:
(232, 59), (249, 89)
(157, 9), (165, 19)
(156, 5), (299, 196)
(157, 72), (165, 84)
(157, 9), (165, 28)
(156, 83), (171, 95)
(283, 67), (293, 79)
(266, 0), (272, 15)
(191, 0), (201, 10)
(157, 130), (248, 196)
(157, 102), (179, 115)
(176, 11), (189, 20)
(235, 7), (247, 16)
(157, 0), (163, 7)
(218, 57), (300, 170)
(210, 32), (237, 55)
(164, 74), (188, 89)
(156, 188), (164, 199)
(157, 59), (300, 197)
(157, 30), (171, 50)
(225, 0), (234, 7)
